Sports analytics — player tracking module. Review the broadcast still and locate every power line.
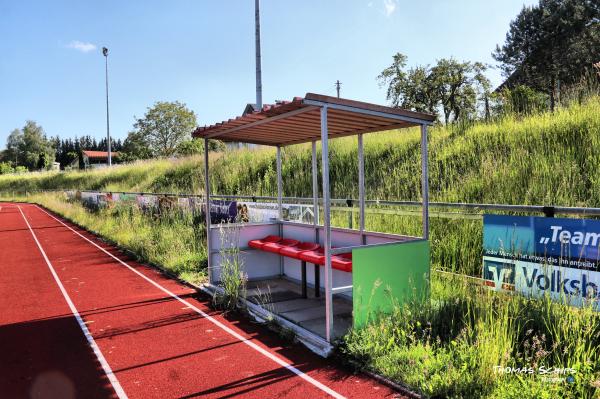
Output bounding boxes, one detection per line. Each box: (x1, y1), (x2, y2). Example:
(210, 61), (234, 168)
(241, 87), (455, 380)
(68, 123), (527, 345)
(335, 80), (342, 98)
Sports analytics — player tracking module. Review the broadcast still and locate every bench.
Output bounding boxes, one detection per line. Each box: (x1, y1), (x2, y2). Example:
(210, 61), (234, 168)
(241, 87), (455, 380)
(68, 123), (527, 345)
(247, 235), (353, 298)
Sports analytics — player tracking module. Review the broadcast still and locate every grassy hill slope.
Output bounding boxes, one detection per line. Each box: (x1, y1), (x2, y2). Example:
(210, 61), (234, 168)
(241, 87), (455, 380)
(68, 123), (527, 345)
(2, 97), (599, 205)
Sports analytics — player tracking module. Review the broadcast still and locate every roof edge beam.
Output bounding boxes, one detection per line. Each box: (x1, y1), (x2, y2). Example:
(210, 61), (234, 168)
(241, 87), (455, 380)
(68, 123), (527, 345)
(204, 105), (319, 139)
(302, 99), (434, 126)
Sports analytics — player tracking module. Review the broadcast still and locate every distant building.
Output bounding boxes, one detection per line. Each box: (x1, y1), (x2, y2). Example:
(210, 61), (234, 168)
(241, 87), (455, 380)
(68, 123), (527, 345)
(225, 103), (264, 151)
(81, 150), (120, 169)
(243, 103), (260, 115)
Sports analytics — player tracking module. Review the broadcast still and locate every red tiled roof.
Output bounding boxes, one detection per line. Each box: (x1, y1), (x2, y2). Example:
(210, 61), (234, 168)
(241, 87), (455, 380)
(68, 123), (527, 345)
(82, 150), (120, 159)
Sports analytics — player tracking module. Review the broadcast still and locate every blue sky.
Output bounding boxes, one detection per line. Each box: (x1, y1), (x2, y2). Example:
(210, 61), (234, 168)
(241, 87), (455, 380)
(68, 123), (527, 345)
(0, 0), (537, 149)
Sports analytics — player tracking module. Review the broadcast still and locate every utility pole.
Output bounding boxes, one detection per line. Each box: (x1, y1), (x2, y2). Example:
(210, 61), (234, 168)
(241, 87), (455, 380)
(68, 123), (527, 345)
(102, 46), (112, 166)
(335, 80), (341, 98)
(255, 0), (262, 109)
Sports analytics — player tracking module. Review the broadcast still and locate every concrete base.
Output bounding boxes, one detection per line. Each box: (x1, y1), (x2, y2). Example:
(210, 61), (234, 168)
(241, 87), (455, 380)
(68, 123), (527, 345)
(204, 277), (353, 357)
(246, 278), (353, 340)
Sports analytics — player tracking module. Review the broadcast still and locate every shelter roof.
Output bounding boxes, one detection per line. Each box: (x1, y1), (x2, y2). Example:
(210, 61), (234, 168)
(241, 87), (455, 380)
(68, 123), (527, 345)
(192, 93), (435, 146)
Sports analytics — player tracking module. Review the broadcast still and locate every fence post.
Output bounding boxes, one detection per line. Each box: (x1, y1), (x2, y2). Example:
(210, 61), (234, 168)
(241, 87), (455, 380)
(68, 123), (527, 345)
(346, 199), (353, 229)
(543, 206), (555, 218)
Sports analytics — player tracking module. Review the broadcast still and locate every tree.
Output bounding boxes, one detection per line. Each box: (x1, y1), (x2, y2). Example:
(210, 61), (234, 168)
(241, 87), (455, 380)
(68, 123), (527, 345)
(5, 129), (24, 166)
(0, 162), (14, 175)
(21, 121), (55, 170)
(378, 54), (437, 113)
(175, 138), (226, 156)
(493, 0), (600, 109)
(493, 85), (549, 116)
(121, 130), (152, 161)
(132, 101), (197, 157)
(4, 121), (55, 170)
(378, 53), (491, 124)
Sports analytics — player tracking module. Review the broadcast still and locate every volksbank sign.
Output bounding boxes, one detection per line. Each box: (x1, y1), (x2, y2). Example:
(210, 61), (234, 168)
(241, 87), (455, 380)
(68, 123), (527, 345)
(483, 215), (600, 309)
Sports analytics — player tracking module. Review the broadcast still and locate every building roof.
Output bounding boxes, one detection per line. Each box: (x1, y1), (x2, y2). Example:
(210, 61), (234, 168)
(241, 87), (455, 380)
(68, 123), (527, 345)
(82, 150), (120, 159)
(242, 103), (260, 116)
(192, 93), (435, 147)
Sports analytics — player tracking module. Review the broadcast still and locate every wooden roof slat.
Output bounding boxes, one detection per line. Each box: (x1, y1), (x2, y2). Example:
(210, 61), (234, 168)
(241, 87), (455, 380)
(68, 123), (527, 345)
(257, 116), (377, 132)
(192, 93), (434, 145)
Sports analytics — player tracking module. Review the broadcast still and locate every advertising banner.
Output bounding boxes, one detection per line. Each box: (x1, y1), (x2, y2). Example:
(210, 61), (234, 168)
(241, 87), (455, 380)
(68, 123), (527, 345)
(483, 214), (600, 309)
(209, 200), (238, 223)
(136, 195), (158, 211)
(119, 193), (138, 203)
(97, 193), (114, 208)
(80, 191), (100, 208)
(238, 202), (315, 223)
(69, 190), (314, 225)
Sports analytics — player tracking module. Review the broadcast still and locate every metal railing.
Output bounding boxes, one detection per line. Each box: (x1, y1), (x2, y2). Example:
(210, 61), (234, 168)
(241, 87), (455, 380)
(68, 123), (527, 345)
(4, 189), (600, 217)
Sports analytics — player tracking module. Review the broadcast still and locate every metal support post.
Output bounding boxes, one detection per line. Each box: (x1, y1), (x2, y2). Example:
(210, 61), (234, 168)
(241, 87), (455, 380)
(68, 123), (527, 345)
(358, 133), (365, 244)
(311, 141), (320, 242)
(320, 106), (333, 342)
(277, 145), (283, 220)
(420, 124), (429, 240)
(301, 261), (307, 298)
(277, 145), (283, 275)
(314, 264), (320, 297)
(204, 139), (212, 283)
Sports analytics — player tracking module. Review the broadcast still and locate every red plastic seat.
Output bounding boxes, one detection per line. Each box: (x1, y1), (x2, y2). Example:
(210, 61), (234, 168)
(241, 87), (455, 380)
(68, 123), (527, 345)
(248, 235), (281, 249)
(299, 247), (326, 265)
(300, 249), (353, 272)
(279, 242), (320, 258)
(332, 253), (353, 272)
(262, 238), (300, 254)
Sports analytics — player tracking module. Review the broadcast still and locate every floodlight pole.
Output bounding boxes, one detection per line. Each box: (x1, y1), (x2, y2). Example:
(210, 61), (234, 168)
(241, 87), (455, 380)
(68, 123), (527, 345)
(420, 124), (429, 239)
(320, 106), (333, 342)
(204, 138), (212, 283)
(255, 0), (262, 109)
(102, 47), (112, 166)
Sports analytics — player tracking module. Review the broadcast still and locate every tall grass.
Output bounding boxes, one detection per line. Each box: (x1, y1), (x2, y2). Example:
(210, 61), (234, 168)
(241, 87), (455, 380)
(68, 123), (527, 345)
(340, 273), (600, 398)
(213, 223), (247, 311)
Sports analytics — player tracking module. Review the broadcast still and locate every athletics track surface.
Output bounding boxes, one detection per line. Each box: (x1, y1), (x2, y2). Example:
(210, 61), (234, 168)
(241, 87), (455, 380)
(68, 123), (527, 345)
(0, 202), (403, 399)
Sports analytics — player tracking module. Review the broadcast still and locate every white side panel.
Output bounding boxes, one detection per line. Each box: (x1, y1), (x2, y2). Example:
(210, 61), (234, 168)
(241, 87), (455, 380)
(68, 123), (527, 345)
(209, 223), (279, 251)
(212, 250), (280, 282)
(282, 223), (317, 243)
(210, 223), (281, 282)
(320, 228), (362, 248)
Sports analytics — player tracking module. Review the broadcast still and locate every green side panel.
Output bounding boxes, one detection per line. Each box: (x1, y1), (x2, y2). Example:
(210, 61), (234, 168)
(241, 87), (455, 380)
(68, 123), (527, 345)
(352, 240), (430, 329)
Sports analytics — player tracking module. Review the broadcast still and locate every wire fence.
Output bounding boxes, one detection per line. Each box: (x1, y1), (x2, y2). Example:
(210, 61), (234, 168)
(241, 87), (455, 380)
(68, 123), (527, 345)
(4, 188), (600, 219)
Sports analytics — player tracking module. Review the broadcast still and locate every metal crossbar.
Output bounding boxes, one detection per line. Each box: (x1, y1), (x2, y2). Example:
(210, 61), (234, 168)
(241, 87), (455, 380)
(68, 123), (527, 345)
(5, 189), (600, 217)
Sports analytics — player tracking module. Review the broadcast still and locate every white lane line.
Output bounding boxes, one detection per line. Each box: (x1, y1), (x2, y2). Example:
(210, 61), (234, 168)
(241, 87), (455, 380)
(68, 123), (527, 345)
(33, 204), (346, 399)
(18, 206), (128, 399)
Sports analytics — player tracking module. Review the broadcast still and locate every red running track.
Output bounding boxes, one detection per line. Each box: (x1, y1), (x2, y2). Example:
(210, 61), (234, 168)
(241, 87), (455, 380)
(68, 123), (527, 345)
(0, 203), (402, 399)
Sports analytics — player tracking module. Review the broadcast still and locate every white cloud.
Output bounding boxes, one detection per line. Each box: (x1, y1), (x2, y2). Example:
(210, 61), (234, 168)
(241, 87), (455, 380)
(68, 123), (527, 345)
(383, 0), (397, 17)
(66, 40), (97, 53)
